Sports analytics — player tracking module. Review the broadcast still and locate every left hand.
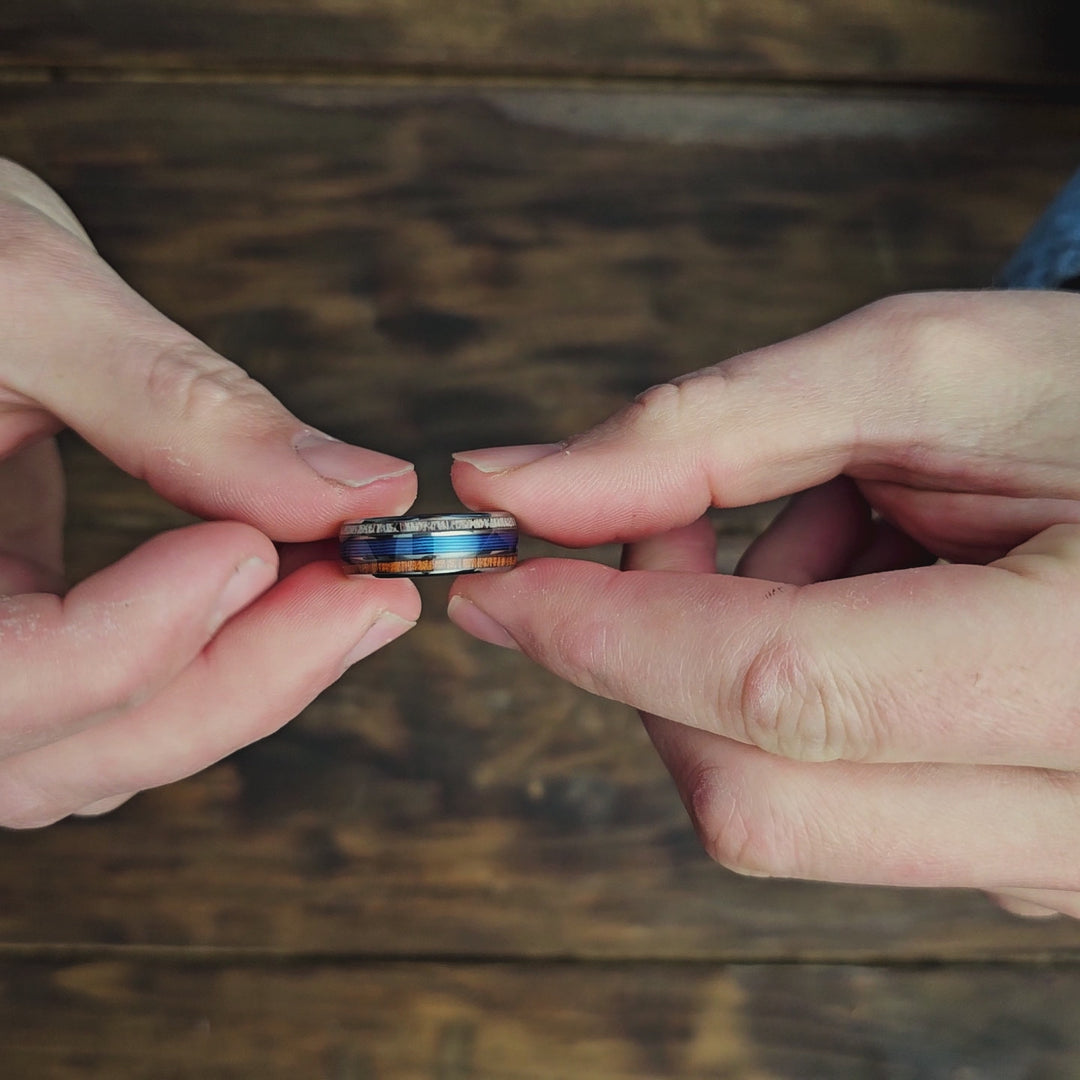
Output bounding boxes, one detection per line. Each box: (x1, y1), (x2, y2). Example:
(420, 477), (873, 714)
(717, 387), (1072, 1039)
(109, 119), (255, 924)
(0, 159), (420, 827)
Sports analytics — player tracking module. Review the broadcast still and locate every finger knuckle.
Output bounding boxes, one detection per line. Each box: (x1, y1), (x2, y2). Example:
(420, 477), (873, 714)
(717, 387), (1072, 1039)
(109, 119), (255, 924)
(735, 625), (865, 762)
(687, 762), (801, 878)
(631, 380), (684, 428)
(590, 380), (682, 451)
(627, 373), (726, 440)
(865, 293), (987, 388)
(143, 339), (269, 427)
(92, 657), (150, 717)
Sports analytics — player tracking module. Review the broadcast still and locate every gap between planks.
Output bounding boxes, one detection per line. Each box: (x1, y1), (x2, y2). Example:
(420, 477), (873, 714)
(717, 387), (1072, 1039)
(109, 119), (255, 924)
(2, 62), (1080, 105)
(1, 944), (1080, 968)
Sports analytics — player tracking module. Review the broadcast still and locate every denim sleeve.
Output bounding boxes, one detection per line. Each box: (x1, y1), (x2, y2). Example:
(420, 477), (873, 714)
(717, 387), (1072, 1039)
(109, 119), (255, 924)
(997, 167), (1080, 289)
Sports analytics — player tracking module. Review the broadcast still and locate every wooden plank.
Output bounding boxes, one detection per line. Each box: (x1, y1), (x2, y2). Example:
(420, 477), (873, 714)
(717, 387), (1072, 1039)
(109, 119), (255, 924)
(1, 83), (1079, 958)
(2, 958), (1080, 1078)
(0, 0), (1077, 87)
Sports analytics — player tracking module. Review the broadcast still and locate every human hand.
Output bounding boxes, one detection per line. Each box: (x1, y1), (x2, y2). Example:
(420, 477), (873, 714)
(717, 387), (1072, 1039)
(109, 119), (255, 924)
(0, 159), (419, 827)
(448, 289), (1080, 917)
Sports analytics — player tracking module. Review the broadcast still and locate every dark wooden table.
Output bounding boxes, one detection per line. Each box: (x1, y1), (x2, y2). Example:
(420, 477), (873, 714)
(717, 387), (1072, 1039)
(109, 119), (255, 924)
(3, 3), (1080, 1075)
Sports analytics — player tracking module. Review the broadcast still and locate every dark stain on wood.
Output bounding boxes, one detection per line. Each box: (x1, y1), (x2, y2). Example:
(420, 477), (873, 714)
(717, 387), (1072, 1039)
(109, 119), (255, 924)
(374, 306), (484, 355)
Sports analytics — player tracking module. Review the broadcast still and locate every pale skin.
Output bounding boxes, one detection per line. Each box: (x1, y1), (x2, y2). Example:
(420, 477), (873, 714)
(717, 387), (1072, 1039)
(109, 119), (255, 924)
(0, 159), (420, 827)
(448, 288), (1080, 918)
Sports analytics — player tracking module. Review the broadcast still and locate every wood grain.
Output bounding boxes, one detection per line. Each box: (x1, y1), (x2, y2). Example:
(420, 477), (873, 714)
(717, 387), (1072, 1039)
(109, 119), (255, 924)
(2, 958), (1080, 1078)
(1, 1), (1079, 87)
(1, 83), (1080, 959)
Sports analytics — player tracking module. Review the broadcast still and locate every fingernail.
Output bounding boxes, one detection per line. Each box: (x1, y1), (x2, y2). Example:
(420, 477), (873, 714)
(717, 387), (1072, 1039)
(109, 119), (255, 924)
(294, 430), (414, 488)
(447, 595), (520, 650)
(452, 443), (562, 475)
(339, 611), (416, 672)
(211, 556), (275, 633)
(72, 793), (135, 818)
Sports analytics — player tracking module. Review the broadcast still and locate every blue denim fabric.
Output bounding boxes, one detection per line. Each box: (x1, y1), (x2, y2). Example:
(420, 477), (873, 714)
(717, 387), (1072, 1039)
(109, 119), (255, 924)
(998, 168), (1080, 289)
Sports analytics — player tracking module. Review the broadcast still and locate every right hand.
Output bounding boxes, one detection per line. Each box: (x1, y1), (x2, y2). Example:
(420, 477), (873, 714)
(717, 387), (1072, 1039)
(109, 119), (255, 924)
(449, 288), (1080, 917)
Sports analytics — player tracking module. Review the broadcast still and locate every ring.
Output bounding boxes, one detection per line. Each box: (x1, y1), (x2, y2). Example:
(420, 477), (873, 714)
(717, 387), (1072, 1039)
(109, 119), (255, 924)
(339, 512), (518, 577)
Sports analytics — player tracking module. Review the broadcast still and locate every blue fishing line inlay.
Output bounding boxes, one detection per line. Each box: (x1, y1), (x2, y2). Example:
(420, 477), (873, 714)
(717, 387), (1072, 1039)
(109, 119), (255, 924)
(343, 529), (518, 563)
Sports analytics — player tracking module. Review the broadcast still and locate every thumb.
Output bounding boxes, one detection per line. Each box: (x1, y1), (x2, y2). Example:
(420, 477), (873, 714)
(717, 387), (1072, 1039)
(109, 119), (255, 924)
(0, 162), (415, 542)
(452, 291), (1080, 547)
(452, 313), (873, 546)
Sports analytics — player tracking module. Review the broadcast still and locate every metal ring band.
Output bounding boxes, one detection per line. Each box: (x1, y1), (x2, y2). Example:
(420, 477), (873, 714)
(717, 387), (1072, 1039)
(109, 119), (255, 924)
(339, 512), (518, 577)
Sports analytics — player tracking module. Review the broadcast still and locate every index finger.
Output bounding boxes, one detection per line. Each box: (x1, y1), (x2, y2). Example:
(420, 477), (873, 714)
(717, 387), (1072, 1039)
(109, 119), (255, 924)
(448, 525), (1080, 769)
